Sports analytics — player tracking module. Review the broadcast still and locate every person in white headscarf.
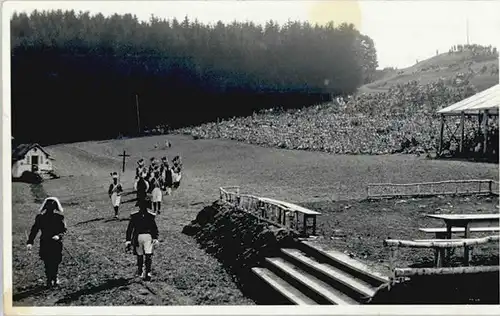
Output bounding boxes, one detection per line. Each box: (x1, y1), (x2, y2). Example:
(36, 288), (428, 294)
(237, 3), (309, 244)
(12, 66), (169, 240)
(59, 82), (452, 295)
(108, 172), (123, 218)
(26, 197), (67, 288)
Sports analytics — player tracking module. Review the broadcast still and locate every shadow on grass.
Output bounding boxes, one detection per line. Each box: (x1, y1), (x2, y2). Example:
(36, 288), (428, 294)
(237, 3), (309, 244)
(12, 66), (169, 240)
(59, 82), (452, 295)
(103, 218), (129, 223)
(73, 217), (106, 226)
(30, 183), (48, 203)
(122, 198), (139, 204)
(189, 202), (205, 206)
(55, 277), (133, 304)
(13, 285), (48, 301)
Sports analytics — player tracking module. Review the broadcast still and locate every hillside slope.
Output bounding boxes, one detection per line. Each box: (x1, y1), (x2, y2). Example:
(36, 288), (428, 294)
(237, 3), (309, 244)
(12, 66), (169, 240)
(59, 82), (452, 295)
(359, 50), (499, 93)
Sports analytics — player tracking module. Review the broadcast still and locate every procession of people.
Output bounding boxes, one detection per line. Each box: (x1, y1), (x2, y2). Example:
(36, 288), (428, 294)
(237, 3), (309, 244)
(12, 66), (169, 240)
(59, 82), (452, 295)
(26, 150), (183, 286)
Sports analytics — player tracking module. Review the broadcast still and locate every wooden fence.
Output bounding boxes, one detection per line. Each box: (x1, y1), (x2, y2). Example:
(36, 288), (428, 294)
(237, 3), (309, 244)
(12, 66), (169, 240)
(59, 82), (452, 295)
(367, 179), (499, 199)
(219, 186), (320, 237)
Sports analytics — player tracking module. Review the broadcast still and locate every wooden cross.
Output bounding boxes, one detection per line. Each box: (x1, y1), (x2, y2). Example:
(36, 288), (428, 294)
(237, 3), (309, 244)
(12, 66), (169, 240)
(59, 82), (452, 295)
(118, 150), (130, 172)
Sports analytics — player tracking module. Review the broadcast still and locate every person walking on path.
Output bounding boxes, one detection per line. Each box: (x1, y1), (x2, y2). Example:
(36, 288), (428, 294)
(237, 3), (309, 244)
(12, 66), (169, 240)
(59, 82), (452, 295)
(125, 201), (159, 281)
(134, 171), (149, 207)
(135, 159), (146, 180)
(161, 159), (173, 195)
(150, 171), (163, 214)
(26, 197), (67, 288)
(171, 155), (182, 190)
(108, 172), (123, 218)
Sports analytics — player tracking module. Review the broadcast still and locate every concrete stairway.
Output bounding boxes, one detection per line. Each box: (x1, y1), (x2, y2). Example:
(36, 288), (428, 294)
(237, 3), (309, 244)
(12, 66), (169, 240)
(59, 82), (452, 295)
(251, 241), (389, 305)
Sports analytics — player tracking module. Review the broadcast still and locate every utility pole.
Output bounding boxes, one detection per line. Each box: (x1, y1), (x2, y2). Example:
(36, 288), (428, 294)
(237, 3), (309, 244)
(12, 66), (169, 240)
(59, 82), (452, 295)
(135, 94), (141, 135)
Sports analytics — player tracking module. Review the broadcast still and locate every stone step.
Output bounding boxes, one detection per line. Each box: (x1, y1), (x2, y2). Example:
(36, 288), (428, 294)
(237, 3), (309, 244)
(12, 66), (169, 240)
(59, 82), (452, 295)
(298, 241), (389, 287)
(281, 248), (376, 301)
(251, 267), (318, 305)
(265, 257), (359, 305)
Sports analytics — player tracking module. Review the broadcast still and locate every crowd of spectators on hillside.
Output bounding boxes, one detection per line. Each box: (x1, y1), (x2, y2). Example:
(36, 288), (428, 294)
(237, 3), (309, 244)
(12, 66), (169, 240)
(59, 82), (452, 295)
(177, 77), (498, 158)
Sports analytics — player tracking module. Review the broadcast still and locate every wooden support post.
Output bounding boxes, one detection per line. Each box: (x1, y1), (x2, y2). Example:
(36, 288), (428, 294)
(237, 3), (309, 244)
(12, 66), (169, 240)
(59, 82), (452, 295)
(312, 216), (317, 236)
(445, 223), (452, 266)
(303, 214), (308, 237)
(459, 111), (465, 154)
(435, 249), (445, 268)
(463, 224), (471, 266)
(388, 246), (398, 288)
(483, 110), (489, 154)
(439, 114), (445, 155)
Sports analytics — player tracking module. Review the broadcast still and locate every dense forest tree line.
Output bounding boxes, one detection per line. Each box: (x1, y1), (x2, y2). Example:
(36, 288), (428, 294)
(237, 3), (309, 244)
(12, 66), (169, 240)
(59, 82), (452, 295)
(11, 10), (378, 144)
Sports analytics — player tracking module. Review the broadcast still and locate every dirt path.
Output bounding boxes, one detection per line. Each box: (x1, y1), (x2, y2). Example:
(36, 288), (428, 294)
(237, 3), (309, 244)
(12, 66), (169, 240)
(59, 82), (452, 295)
(12, 141), (254, 305)
(11, 135), (498, 306)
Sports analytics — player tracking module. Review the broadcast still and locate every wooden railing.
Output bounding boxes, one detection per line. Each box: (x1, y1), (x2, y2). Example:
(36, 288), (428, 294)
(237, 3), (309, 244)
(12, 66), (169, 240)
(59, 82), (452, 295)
(367, 179), (499, 199)
(384, 236), (500, 285)
(219, 186), (320, 237)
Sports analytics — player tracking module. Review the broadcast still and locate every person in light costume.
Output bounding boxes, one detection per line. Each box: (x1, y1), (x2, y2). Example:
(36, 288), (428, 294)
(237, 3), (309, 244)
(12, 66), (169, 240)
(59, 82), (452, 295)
(108, 172), (123, 218)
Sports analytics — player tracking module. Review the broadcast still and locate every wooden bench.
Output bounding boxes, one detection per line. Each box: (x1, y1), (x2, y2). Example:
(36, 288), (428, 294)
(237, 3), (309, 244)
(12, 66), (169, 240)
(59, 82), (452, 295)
(419, 227), (500, 239)
(259, 197), (321, 237)
(384, 235), (500, 268)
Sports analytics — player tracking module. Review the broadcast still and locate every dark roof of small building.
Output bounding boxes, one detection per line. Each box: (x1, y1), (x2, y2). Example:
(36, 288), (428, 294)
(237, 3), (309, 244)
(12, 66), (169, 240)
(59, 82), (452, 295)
(12, 143), (53, 162)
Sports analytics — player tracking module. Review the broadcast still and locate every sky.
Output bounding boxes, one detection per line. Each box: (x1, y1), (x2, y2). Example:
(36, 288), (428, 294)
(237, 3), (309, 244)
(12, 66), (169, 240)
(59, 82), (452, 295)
(3, 0), (500, 69)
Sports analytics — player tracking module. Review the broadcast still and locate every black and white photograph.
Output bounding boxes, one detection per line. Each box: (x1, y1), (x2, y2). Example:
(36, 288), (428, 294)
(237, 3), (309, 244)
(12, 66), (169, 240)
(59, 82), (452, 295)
(2, 0), (500, 313)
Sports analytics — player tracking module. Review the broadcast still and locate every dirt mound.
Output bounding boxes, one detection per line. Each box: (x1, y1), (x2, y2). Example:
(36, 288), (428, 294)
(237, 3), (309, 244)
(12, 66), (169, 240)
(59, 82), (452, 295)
(184, 201), (297, 269)
(183, 201), (298, 301)
(369, 271), (499, 304)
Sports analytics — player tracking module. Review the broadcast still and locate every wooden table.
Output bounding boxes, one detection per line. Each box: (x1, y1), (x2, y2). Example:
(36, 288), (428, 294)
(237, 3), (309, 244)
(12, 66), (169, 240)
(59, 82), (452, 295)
(425, 214), (500, 265)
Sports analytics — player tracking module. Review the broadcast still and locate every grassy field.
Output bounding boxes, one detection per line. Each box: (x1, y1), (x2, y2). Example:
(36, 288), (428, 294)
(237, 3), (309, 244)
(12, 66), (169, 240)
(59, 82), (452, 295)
(11, 135), (499, 305)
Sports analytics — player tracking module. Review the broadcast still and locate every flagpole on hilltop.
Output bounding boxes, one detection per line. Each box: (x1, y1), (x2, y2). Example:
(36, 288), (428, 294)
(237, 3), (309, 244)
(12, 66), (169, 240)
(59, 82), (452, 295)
(466, 18), (470, 45)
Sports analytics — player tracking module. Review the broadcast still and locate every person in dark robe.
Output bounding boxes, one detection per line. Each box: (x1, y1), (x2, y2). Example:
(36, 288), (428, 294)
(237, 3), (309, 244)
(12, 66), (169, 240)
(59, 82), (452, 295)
(26, 197), (67, 288)
(162, 161), (173, 194)
(134, 171), (149, 207)
(125, 200), (159, 281)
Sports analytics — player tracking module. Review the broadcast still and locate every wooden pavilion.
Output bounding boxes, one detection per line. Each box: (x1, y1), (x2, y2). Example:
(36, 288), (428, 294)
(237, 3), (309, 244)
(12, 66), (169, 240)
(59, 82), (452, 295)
(437, 84), (499, 159)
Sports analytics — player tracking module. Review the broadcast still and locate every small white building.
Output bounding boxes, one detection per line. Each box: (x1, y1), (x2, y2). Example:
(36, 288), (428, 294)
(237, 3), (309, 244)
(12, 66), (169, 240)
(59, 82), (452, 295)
(12, 143), (54, 179)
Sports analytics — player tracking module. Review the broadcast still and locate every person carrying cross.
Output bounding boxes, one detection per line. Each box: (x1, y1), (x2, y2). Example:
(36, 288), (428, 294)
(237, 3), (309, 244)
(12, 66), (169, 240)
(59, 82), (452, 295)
(108, 172), (123, 219)
(125, 200), (159, 281)
(26, 197), (67, 288)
